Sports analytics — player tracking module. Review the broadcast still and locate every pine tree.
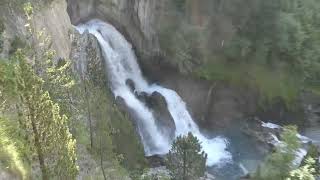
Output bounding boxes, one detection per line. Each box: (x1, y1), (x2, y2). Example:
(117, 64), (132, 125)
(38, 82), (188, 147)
(12, 50), (78, 179)
(166, 132), (207, 180)
(23, 2), (75, 117)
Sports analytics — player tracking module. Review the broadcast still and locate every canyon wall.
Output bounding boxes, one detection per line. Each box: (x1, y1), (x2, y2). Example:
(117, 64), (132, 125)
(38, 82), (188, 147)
(65, 0), (263, 129)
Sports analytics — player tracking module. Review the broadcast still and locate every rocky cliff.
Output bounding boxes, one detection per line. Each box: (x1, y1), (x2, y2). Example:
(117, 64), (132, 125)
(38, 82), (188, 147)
(67, 0), (162, 65)
(66, 0), (258, 71)
(64, 0), (267, 129)
(0, 0), (72, 58)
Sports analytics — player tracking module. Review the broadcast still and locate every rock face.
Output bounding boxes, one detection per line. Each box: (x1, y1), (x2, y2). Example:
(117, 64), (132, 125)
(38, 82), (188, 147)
(65, 0), (264, 130)
(70, 30), (104, 77)
(65, 0), (256, 72)
(67, 0), (162, 62)
(0, 0), (72, 58)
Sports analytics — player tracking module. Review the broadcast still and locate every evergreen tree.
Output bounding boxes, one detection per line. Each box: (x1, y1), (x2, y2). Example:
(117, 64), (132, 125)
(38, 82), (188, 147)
(166, 132), (207, 180)
(23, 2), (75, 117)
(226, 0), (320, 82)
(13, 50), (78, 179)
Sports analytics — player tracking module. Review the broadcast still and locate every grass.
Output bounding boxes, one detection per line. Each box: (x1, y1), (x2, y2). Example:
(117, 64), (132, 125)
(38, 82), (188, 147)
(195, 58), (302, 109)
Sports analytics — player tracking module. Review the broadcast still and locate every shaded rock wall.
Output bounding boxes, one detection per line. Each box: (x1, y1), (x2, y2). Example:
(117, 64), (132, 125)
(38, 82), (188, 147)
(67, 0), (163, 63)
(65, 0), (258, 72)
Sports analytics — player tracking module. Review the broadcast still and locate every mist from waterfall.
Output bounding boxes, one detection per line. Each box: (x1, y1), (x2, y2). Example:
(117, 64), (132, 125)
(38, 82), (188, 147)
(76, 19), (232, 166)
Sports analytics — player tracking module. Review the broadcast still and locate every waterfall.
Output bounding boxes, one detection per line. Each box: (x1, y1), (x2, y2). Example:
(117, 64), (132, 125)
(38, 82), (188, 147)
(76, 19), (232, 166)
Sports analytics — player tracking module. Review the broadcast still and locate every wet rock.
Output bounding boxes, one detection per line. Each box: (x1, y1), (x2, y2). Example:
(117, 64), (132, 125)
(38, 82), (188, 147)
(135, 91), (176, 138)
(126, 79), (135, 92)
(241, 118), (281, 155)
(136, 91), (149, 103)
(146, 92), (176, 138)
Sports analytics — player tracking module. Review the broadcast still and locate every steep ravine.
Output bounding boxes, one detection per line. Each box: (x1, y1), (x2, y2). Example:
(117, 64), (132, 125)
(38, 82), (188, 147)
(65, 1), (320, 179)
(65, 0), (316, 130)
(1, 0), (319, 179)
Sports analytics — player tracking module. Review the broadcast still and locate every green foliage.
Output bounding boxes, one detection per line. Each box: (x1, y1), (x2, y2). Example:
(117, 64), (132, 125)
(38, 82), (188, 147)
(44, 54), (75, 116)
(196, 59), (301, 108)
(23, 2), (33, 22)
(301, 143), (320, 176)
(0, 58), (18, 100)
(22, 2), (76, 124)
(9, 36), (26, 55)
(196, 0), (320, 107)
(287, 158), (317, 180)
(166, 132), (207, 180)
(225, 0), (320, 86)
(159, 23), (204, 74)
(0, 117), (29, 179)
(12, 50), (78, 179)
(254, 126), (301, 180)
(0, 3), (78, 178)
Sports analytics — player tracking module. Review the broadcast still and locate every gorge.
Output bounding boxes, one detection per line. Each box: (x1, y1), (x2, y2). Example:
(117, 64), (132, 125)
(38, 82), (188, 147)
(0, 0), (319, 179)
(76, 19), (231, 166)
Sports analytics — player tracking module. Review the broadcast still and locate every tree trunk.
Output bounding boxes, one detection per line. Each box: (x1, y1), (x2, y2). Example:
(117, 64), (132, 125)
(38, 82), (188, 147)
(29, 106), (48, 180)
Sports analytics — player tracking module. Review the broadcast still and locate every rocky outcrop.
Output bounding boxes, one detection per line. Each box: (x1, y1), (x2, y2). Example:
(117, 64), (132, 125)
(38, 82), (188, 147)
(143, 92), (176, 137)
(0, 0), (72, 58)
(124, 79), (176, 137)
(70, 30), (103, 77)
(67, 0), (163, 63)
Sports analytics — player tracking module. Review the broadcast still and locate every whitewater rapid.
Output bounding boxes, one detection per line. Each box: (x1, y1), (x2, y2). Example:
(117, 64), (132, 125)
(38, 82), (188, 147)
(76, 19), (232, 166)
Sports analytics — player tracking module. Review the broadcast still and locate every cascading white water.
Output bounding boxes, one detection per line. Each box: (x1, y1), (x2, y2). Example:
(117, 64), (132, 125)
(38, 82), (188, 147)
(76, 19), (232, 166)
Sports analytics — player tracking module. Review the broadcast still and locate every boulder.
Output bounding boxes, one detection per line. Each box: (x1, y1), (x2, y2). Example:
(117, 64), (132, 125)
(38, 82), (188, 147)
(135, 90), (176, 138)
(125, 79), (135, 92)
(241, 118), (280, 155)
(145, 92), (176, 138)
